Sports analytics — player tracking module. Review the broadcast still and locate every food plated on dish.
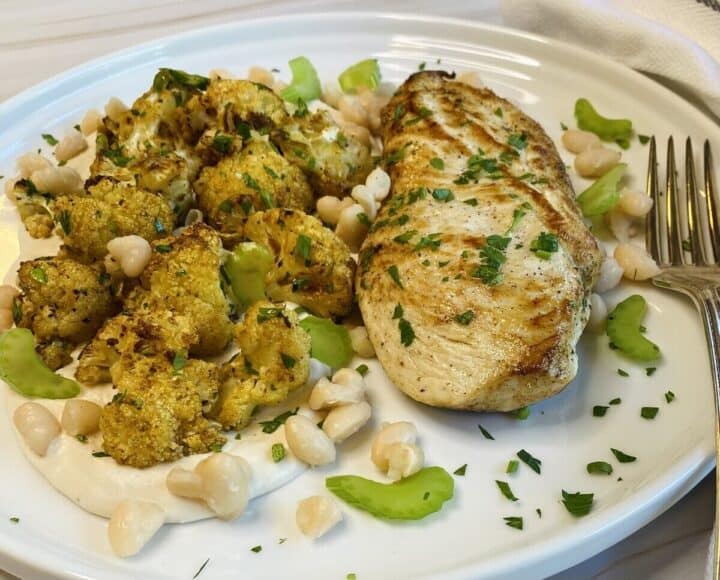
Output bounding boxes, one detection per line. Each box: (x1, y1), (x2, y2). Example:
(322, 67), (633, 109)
(0, 20), (711, 578)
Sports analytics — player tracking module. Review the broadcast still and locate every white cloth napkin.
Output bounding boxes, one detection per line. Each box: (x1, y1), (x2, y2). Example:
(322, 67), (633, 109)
(500, 0), (720, 119)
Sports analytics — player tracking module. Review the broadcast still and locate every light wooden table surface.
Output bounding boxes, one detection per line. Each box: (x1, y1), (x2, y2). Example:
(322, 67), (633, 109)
(0, 1), (714, 578)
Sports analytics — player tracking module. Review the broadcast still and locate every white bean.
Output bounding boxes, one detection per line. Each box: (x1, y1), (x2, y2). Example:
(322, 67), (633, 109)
(618, 188), (653, 217)
(338, 95), (369, 128)
(594, 256), (624, 293)
(0, 285), (19, 310)
(587, 293), (608, 333)
(457, 71), (483, 88)
(322, 83), (343, 108)
(167, 453), (250, 520)
(349, 326), (375, 358)
(386, 442), (424, 481)
(54, 131), (88, 162)
(574, 146), (621, 178)
(309, 376), (365, 411)
(365, 167), (391, 201)
(606, 207), (636, 243)
(335, 203), (368, 252)
(332, 368), (365, 390)
(105, 97), (128, 122)
(247, 66), (273, 86)
(614, 243), (661, 281)
(316, 196), (353, 226)
(61, 400), (102, 436)
(371, 421), (417, 472)
(561, 129), (602, 154)
(322, 401), (372, 443)
(284, 415), (336, 466)
(106, 235), (152, 278)
(13, 402), (60, 457)
(296, 495), (342, 539)
(351, 184), (378, 221)
(30, 166), (83, 195)
(16, 152), (52, 179)
(80, 109), (103, 136)
(0, 309), (14, 332)
(107, 499), (165, 557)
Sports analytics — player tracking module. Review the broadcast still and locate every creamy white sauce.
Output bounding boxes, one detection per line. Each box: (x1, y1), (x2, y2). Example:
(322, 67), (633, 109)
(5, 358), (331, 523)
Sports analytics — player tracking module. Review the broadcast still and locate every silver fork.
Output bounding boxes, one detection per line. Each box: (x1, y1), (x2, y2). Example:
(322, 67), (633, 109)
(646, 136), (719, 577)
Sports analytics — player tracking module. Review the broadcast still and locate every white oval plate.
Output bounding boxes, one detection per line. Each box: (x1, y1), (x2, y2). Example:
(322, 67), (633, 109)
(0, 12), (717, 580)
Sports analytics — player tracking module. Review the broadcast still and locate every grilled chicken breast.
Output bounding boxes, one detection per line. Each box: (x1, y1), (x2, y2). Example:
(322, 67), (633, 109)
(357, 71), (602, 412)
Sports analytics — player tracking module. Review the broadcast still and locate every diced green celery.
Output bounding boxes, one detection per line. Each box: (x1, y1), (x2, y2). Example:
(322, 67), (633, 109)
(224, 242), (274, 309)
(0, 329), (80, 399)
(298, 315), (353, 368)
(606, 295), (661, 361)
(338, 59), (381, 94)
(281, 57), (321, 104)
(574, 98), (633, 143)
(576, 163), (626, 216)
(326, 467), (454, 520)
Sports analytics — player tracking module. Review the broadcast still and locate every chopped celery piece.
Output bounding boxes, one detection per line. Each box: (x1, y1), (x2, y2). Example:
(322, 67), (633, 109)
(0, 329), (80, 399)
(281, 57), (321, 104)
(338, 59), (381, 94)
(224, 242), (273, 308)
(574, 98), (633, 143)
(576, 163), (626, 216)
(606, 295), (661, 361)
(298, 315), (353, 368)
(326, 467), (454, 520)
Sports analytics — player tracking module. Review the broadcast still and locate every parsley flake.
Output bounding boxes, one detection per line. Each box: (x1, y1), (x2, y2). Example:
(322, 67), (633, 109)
(506, 459), (519, 474)
(586, 461), (613, 475)
(517, 449), (541, 474)
(561, 490), (594, 517)
(271, 443), (286, 463)
(503, 516), (523, 530)
(453, 464), (467, 476)
(641, 406), (659, 419)
(478, 424), (495, 440)
(611, 448), (636, 463)
(665, 390), (676, 403)
(41, 133), (58, 146)
(193, 558), (210, 579)
(454, 310), (474, 325)
(399, 318), (415, 347)
(355, 364), (369, 377)
(387, 265), (404, 289)
(250, 545), (262, 553)
(429, 157), (445, 170)
(259, 408), (299, 434)
(593, 405), (608, 417)
(496, 480), (518, 501)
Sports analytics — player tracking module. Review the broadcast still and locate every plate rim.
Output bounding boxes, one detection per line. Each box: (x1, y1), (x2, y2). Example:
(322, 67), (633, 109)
(0, 10), (715, 580)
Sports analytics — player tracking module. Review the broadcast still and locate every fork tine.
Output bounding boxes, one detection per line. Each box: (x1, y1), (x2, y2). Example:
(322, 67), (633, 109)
(706, 139), (720, 261)
(666, 136), (686, 264)
(646, 136), (668, 265)
(686, 138), (708, 265)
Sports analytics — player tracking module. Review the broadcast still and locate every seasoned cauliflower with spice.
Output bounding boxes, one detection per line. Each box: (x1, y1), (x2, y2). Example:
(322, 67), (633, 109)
(76, 309), (199, 384)
(15, 257), (119, 369)
(126, 224), (234, 356)
(209, 301), (310, 430)
(53, 178), (175, 261)
(243, 209), (355, 318)
(194, 139), (313, 241)
(99, 353), (225, 468)
(6, 179), (55, 239)
(274, 109), (373, 198)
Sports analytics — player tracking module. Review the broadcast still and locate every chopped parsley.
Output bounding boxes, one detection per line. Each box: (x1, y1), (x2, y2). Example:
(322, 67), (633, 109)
(494, 107), (503, 118)
(385, 143), (410, 166)
(30, 266), (48, 284)
(387, 264), (404, 289)
(641, 406), (659, 419)
(429, 157), (445, 170)
(530, 232), (559, 260)
(210, 442), (224, 453)
(665, 390), (676, 403)
(536, 508), (542, 518)
(294, 234), (313, 265)
(507, 204), (530, 233)
(638, 134), (650, 145)
(92, 451), (110, 458)
(560, 122), (568, 130)
(508, 132), (528, 150)
(645, 367), (657, 376)
(41, 133), (58, 146)
(57, 210), (71, 235)
(617, 369), (629, 377)
(478, 424), (494, 440)
(263, 165), (279, 179)
(454, 310), (474, 325)
(9, 517), (19, 524)
(257, 307), (285, 323)
(218, 199), (233, 213)
(418, 62), (426, 71)
(513, 406), (530, 420)
(609, 397), (622, 405)
(392, 304), (404, 319)
(153, 217), (165, 234)
(76, 434), (88, 444)
(453, 464), (467, 476)
(463, 198), (478, 206)
(472, 234), (511, 286)
(356, 212), (371, 227)
(271, 443), (286, 463)
(431, 188), (454, 202)
(414, 233), (442, 252)
(281, 353), (296, 369)
(517, 449), (541, 474)
(454, 150), (501, 184)
(405, 106), (433, 126)
(211, 132), (233, 153)
(506, 460), (519, 474)
(561, 490), (594, 517)
(393, 103), (406, 122)
(193, 558), (210, 579)
(503, 516), (523, 530)
(398, 318), (415, 347)
(611, 448), (636, 463)
(496, 480), (518, 501)
(393, 230), (417, 244)
(592, 405), (608, 417)
(259, 408), (299, 433)
(250, 545), (262, 553)
(172, 352), (187, 374)
(355, 364), (369, 377)
(586, 461), (613, 475)
(155, 243), (172, 253)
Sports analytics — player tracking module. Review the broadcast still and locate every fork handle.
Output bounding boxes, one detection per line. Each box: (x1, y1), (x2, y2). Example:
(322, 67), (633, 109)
(689, 287), (720, 580)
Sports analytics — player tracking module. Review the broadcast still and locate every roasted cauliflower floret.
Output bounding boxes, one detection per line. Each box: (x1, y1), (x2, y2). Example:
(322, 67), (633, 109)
(7, 179), (55, 239)
(126, 223), (234, 356)
(194, 139), (313, 240)
(99, 353), (225, 468)
(53, 178), (174, 260)
(76, 309), (199, 384)
(243, 209), (355, 318)
(274, 109), (373, 197)
(203, 79), (289, 134)
(209, 301), (311, 430)
(15, 257), (119, 369)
